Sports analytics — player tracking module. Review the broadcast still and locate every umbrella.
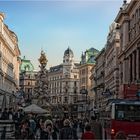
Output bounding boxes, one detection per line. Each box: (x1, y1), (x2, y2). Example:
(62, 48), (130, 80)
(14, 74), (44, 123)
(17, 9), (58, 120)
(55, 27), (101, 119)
(23, 104), (47, 114)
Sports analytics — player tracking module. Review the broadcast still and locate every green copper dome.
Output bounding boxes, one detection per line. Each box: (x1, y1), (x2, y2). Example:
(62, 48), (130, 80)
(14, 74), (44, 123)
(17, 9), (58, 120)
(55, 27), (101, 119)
(81, 47), (99, 64)
(20, 56), (34, 72)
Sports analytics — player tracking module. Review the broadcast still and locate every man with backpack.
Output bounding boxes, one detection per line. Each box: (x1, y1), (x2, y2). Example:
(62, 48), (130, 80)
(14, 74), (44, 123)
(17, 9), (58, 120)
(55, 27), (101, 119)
(59, 119), (78, 140)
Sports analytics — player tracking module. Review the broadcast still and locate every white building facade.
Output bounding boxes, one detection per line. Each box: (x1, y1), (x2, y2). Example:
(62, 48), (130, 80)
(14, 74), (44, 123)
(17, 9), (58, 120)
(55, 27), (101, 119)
(0, 13), (20, 108)
(48, 48), (80, 117)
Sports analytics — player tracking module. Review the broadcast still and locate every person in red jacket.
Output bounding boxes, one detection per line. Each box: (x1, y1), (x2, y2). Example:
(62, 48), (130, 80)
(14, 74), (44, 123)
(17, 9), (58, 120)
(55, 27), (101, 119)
(81, 123), (95, 140)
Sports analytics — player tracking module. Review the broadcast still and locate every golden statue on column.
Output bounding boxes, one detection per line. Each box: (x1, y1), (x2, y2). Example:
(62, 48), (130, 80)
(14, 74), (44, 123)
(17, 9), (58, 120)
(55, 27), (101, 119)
(38, 50), (48, 67)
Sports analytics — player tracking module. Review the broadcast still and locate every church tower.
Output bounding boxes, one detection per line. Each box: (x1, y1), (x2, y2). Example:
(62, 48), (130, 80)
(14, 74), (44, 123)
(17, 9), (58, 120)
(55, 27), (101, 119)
(63, 47), (74, 76)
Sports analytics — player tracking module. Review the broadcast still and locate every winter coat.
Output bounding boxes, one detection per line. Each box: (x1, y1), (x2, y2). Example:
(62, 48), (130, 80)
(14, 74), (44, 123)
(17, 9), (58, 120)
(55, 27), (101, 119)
(40, 129), (57, 140)
(59, 126), (78, 140)
(81, 131), (95, 140)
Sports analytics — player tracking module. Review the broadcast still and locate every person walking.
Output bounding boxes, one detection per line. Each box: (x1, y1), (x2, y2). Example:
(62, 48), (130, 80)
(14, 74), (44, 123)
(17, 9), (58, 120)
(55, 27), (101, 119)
(90, 116), (102, 139)
(1, 108), (8, 120)
(1, 126), (6, 139)
(20, 119), (35, 140)
(59, 119), (78, 140)
(40, 119), (57, 140)
(81, 123), (95, 140)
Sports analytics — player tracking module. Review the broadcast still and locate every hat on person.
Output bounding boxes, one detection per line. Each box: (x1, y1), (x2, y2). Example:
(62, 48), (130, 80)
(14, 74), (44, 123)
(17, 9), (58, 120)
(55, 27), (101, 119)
(45, 119), (53, 127)
(63, 119), (70, 126)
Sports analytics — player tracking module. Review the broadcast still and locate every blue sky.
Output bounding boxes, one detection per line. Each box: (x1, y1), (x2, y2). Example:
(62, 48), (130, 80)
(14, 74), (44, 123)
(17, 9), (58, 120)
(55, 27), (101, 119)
(0, 0), (124, 70)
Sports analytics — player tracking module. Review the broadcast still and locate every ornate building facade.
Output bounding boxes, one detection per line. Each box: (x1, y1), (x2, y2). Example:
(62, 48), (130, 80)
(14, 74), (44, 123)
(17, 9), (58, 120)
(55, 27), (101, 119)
(78, 48), (99, 117)
(0, 13), (20, 108)
(115, 0), (140, 99)
(94, 22), (120, 111)
(19, 56), (37, 106)
(104, 22), (120, 100)
(94, 48), (105, 110)
(48, 48), (80, 117)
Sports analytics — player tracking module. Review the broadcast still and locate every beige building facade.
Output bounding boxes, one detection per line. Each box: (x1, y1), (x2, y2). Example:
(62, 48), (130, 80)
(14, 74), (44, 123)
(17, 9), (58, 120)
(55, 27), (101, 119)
(115, 0), (140, 99)
(48, 48), (80, 117)
(79, 64), (94, 99)
(94, 22), (121, 111)
(94, 48), (105, 110)
(78, 48), (99, 117)
(19, 57), (37, 105)
(0, 13), (20, 108)
(104, 22), (120, 102)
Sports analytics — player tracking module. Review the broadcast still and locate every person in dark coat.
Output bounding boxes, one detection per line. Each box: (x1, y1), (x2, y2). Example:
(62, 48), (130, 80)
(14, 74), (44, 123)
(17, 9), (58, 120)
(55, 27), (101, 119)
(1, 108), (8, 120)
(40, 119), (57, 140)
(90, 116), (102, 139)
(59, 119), (78, 140)
(81, 123), (95, 140)
(1, 126), (6, 139)
(20, 119), (35, 140)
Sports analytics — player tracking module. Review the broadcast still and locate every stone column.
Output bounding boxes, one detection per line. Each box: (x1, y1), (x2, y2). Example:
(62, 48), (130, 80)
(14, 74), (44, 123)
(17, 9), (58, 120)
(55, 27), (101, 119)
(123, 57), (129, 84)
(139, 48), (140, 80)
(125, 58), (129, 83)
(0, 13), (5, 34)
(122, 17), (129, 50)
(123, 60), (126, 84)
(136, 49), (139, 80)
(132, 52), (135, 82)
(128, 56), (131, 83)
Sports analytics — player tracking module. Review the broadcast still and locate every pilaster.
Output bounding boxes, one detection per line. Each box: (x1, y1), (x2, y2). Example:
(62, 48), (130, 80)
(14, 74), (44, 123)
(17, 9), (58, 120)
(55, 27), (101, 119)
(136, 49), (139, 80)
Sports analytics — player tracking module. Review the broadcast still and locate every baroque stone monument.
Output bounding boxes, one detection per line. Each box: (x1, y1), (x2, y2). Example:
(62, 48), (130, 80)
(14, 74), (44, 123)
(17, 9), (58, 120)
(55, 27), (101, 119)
(33, 51), (50, 108)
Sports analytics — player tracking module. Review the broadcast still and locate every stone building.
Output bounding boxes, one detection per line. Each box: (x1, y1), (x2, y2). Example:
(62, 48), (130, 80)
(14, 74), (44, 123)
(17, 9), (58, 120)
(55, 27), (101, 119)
(19, 56), (37, 106)
(104, 22), (120, 102)
(0, 13), (20, 108)
(48, 47), (80, 117)
(115, 0), (140, 99)
(94, 48), (105, 111)
(78, 48), (99, 117)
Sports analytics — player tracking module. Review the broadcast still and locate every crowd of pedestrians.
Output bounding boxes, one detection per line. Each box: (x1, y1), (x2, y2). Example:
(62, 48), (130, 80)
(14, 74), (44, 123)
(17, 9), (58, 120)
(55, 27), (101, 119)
(0, 107), (103, 140)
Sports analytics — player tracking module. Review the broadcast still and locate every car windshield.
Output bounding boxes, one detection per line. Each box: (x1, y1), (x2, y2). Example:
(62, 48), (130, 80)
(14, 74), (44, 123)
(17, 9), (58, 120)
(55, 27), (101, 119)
(115, 104), (140, 121)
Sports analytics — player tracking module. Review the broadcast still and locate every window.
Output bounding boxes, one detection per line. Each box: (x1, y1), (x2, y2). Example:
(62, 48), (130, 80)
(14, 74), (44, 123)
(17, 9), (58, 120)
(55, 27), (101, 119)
(74, 97), (77, 103)
(74, 89), (77, 94)
(64, 97), (68, 103)
(115, 104), (140, 121)
(82, 69), (85, 75)
(28, 88), (30, 93)
(74, 75), (77, 79)
(66, 89), (68, 93)
(82, 78), (86, 84)
(74, 81), (76, 86)
(59, 97), (61, 102)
